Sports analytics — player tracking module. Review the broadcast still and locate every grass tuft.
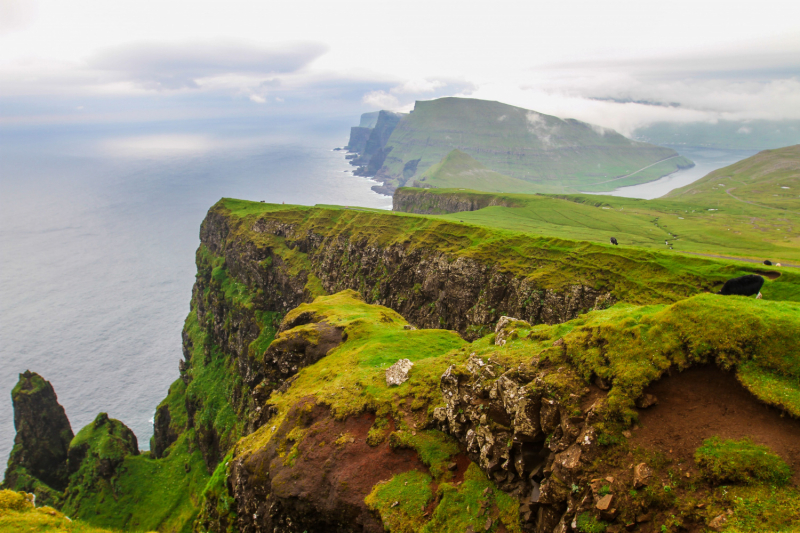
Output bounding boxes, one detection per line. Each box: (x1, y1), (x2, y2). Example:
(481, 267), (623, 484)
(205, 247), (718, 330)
(695, 437), (792, 486)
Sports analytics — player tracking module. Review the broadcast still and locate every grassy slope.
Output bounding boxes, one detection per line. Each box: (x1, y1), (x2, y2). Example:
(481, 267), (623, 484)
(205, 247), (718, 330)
(379, 97), (692, 192)
(61, 430), (209, 533)
(220, 198), (800, 303)
(665, 144), (800, 211)
(414, 149), (543, 193)
(398, 146), (800, 265)
(394, 185), (800, 266)
(236, 290), (800, 532)
(234, 291), (527, 533)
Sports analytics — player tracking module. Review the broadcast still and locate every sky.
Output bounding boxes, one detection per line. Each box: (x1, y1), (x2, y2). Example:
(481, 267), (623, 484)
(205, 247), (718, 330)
(1, 0), (800, 136)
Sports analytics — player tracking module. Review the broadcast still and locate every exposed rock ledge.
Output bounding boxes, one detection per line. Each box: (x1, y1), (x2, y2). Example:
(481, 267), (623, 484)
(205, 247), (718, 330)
(392, 187), (522, 215)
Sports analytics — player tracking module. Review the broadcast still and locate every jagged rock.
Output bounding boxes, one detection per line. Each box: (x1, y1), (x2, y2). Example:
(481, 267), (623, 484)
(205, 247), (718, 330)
(494, 316), (530, 346)
(2, 371), (74, 499)
(540, 399), (560, 434)
(635, 393), (658, 408)
(633, 463), (653, 488)
(536, 505), (562, 533)
(596, 494), (614, 510)
(151, 381), (183, 459)
(385, 359), (414, 386)
(554, 445), (582, 472)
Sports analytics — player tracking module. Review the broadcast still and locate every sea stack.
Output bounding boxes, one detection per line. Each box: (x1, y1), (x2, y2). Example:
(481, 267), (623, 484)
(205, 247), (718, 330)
(2, 371), (74, 501)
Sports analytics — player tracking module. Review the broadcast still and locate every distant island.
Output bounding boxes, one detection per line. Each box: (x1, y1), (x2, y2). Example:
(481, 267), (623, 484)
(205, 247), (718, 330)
(346, 97), (694, 195)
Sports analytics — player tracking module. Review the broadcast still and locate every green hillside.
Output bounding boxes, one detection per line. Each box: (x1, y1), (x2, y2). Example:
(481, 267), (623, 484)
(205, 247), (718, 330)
(394, 188), (800, 269)
(391, 144), (800, 268)
(370, 97), (693, 193)
(414, 149), (545, 193)
(665, 144), (800, 211)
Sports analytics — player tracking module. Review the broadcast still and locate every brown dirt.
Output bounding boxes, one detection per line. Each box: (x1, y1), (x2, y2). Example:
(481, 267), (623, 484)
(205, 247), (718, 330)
(630, 365), (800, 484)
(273, 404), (427, 531)
(451, 452), (472, 484)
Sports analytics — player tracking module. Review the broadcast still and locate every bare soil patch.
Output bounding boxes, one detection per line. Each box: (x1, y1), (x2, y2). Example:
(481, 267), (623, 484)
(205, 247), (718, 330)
(630, 365), (800, 484)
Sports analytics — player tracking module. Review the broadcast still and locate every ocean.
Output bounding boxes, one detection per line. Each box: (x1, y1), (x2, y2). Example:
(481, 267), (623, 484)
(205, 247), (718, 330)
(0, 124), (754, 468)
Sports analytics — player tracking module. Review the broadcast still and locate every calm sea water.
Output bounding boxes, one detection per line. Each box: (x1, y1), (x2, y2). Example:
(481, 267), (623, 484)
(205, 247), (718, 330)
(0, 126), (752, 470)
(0, 123), (391, 467)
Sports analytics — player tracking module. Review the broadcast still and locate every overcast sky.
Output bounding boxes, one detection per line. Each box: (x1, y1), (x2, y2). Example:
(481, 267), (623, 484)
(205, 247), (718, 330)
(1, 0), (799, 135)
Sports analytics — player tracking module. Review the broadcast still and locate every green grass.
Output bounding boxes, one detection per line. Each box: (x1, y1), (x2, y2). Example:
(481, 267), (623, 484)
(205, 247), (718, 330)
(365, 470), (434, 533)
(414, 149), (540, 193)
(455, 293), (800, 423)
(576, 512), (608, 533)
(60, 429), (209, 533)
(420, 464), (521, 533)
(377, 97), (690, 193)
(720, 485), (800, 532)
(665, 144), (800, 211)
(737, 363), (800, 418)
(0, 490), (128, 533)
(235, 290), (466, 454)
(393, 186), (800, 266)
(388, 429), (461, 479)
(695, 437), (792, 486)
(182, 309), (243, 459)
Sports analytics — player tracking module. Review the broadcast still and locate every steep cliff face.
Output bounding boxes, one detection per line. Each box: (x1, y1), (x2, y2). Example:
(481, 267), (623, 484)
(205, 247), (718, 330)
(2, 371), (73, 501)
(200, 206), (614, 343)
(347, 126), (372, 154)
(393, 187), (522, 214)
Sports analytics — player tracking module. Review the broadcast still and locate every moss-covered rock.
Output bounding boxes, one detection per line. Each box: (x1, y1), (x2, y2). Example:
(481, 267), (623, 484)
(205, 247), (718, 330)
(61, 413), (138, 513)
(2, 371), (74, 505)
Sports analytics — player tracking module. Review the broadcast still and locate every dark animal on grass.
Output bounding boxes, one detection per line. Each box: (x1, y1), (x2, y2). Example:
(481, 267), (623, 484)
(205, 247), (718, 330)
(764, 260), (772, 266)
(716, 274), (765, 298)
(610, 237), (618, 245)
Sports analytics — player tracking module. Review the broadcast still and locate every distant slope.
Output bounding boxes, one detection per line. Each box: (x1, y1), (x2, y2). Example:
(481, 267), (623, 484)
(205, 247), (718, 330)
(664, 144), (800, 211)
(413, 149), (547, 193)
(391, 146), (800, 274)
(362, 97), (693, 194)
(635, 120), (800, 150)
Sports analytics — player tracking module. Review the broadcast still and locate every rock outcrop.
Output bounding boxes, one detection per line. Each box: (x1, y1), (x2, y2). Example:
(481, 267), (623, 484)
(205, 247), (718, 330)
(61, 413), (139, 513)
(392, 187), (521, 214)
(433, 350), (605, 531)
(2, 371), (73, 498)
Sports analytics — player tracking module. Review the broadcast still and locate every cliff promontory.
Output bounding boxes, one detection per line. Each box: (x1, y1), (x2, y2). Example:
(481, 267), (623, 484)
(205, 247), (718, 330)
(4, 198), (800, 533)
(346, 98), (694, 195)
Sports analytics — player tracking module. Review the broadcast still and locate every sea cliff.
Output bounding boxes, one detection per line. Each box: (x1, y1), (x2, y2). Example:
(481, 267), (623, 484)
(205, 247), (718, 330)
(4, 198), (800, 533)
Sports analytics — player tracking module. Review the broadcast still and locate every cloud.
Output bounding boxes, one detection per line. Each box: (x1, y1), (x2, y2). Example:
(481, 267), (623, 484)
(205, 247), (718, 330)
(0, 0), (37, 35)
(361, 78), (476, 111)
(88, 41), (328, 90)
(362, 90), (400, 109)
